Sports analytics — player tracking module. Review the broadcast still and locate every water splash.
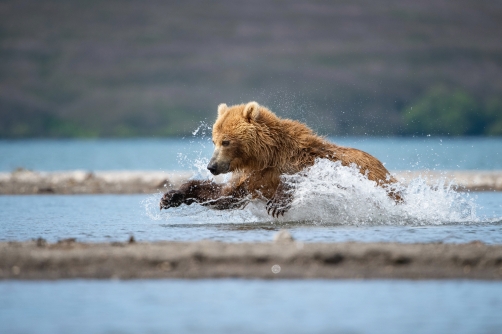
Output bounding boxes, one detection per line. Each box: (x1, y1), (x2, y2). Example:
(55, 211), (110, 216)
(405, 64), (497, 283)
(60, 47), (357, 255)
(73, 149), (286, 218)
(275, 159), (477, 225)
(143, 191), (261, 224)
(145, 158), (478, 226)
(176, 121), (213, 177)
(151, 120), (479, 226)
(191, 121), (211, 137)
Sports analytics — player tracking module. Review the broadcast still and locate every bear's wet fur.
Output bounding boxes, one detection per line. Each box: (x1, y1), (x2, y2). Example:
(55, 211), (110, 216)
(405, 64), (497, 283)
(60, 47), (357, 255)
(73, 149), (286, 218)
(161, 102), (400, 217)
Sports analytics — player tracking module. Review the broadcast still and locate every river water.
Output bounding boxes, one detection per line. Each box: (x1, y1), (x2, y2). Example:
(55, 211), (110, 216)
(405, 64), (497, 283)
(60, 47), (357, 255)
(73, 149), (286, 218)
(1, 280), (502, 334)
(0, 192), (501, 244)
(1, 137), (502, 333)
(1, 137), (501, 171)
(1, 138), (501, 243)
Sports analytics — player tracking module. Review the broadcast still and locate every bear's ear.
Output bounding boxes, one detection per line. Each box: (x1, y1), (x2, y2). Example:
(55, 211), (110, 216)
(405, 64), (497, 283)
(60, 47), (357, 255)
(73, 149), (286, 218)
(217, 103), (228, 116)
(243, 101), (260, 122)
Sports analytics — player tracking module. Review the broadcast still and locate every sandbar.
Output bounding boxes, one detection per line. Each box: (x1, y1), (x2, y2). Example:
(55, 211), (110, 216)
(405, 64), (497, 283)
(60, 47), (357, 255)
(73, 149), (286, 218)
(2, 239), (501, 280)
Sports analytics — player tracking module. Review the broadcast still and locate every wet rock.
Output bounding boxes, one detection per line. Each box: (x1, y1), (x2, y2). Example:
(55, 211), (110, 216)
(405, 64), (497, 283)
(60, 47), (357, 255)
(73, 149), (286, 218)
(273, 229), (294, 243)
(57, 238), (77, 246)
(36, 237), (47, 247)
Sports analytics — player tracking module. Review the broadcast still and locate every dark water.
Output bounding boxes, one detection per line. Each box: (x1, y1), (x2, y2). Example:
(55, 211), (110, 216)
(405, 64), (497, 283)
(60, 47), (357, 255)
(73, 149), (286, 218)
(1, 279), (502, 334)
(1, 137), (501, 171)
(1, 192), (501, 244)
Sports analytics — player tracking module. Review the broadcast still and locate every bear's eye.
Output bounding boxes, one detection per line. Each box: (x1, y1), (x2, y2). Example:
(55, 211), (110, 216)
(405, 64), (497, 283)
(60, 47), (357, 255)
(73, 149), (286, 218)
(222, 140), (230, 147)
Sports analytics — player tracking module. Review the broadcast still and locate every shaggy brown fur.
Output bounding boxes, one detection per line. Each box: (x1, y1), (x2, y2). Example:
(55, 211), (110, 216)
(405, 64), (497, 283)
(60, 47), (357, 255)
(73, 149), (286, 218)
(160, 102), (400, 217)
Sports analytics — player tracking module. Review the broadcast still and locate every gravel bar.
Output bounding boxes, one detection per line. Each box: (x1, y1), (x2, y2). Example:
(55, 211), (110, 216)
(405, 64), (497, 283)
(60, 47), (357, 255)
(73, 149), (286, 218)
(1, 170), (501, 194)
(1, 239), (502, 280)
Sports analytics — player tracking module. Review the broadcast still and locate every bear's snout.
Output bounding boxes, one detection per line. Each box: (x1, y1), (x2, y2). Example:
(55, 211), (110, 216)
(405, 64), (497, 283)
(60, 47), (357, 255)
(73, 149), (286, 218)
(207, 163), (218, 175)
(208, 148), (231, 175)
(207, 161), (230, 175)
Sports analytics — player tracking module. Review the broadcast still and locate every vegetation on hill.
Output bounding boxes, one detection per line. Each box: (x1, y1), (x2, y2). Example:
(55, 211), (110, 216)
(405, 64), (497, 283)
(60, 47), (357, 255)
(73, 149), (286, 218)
(403, 87), (502, 136)
(1, 0), (501, 137)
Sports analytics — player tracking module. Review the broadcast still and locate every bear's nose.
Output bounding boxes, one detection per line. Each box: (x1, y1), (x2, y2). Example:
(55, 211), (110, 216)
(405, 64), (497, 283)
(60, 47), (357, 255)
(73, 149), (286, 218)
(207, 163), (217, 175)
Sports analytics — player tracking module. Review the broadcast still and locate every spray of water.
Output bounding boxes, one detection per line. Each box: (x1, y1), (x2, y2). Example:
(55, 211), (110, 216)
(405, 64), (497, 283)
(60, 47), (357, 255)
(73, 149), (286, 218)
(143, 115), (480, 225)
(176, 121), (214, 178)
(144, 156), (478, 226)
(274, 159), (477, 225)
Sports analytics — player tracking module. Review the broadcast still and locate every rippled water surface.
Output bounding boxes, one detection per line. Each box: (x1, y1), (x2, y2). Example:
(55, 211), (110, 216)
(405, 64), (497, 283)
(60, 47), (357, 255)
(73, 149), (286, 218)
(1, 138), (502, 334)
(1, 191), (501, 243)
(1, 280), (502, 334)
(1, 137), (501, 243)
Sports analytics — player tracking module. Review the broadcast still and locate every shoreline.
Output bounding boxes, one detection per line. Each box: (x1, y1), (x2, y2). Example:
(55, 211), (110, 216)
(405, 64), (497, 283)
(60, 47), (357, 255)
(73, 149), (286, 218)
(1, 169), (502, 194)
(1, 239), (502, 280)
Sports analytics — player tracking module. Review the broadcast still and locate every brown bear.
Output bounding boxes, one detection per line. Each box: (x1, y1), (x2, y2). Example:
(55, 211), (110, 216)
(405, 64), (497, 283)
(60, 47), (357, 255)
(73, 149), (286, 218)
(160, 101), (399, 217)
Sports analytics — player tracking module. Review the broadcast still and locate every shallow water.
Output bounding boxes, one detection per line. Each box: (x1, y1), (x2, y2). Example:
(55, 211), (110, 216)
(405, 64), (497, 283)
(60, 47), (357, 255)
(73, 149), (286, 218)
(1, 137), (501, 171)
(0, 136), (502, 333)
(1, 192), (501, 244)
(2, 138), (502, 333)
(1, 279), (502, 334)
(2, 137), (501, 243)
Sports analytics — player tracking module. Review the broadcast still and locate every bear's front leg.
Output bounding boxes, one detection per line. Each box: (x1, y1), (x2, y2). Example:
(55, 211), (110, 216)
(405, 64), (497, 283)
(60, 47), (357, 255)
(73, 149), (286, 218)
(160, 180), (222, 210)
(266, 182), (294, 218)
(205, 183), (249, 210)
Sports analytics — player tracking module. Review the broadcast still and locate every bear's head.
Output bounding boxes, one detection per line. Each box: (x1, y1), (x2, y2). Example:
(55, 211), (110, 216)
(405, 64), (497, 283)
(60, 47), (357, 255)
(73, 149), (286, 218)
(207, 101), (278, 175)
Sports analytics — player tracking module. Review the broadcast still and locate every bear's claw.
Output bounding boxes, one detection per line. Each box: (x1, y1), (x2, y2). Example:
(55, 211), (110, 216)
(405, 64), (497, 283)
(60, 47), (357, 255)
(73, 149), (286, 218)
(159, 190), (185, 210)
(266, 199), (290, 218)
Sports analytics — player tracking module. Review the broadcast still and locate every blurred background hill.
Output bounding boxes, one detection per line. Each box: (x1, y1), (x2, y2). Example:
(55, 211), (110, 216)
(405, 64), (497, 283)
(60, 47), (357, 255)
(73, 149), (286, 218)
(1, 0), (502, 138)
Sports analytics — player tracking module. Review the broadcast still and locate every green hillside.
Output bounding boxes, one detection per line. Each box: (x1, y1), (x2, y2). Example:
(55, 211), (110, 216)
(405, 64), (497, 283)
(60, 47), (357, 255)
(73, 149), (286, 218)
(1, 0), (502, 137)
